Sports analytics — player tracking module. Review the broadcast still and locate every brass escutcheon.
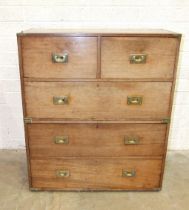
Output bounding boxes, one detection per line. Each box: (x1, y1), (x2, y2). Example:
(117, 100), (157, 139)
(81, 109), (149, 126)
(53, 96), (69, 105)
(122, 170), (136, 177)
(52, 53), (68, 63)
(130, 54), (147, 64)
(124, 137), (140, 145)
(127, 96), (143, 105)
(54, 136), (69, 144)
(56, 170), (70, 178)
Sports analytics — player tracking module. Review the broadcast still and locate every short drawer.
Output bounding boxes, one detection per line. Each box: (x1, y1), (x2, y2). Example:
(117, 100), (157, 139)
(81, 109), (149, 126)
(24, 81), (172, 120)
(31, 158), (163, 190)
(28, 123), (166, 158)
(101, 37), (178, 79)
(21, 36), (97, 78)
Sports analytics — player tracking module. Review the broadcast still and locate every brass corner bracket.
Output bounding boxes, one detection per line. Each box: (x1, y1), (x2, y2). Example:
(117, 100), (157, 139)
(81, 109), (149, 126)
(162, 118), (170, 124)
(24, 117), (32, 124)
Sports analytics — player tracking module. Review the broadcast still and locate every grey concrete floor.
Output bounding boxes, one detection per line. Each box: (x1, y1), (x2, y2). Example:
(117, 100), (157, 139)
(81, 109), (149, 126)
(0, 150), (189, 210)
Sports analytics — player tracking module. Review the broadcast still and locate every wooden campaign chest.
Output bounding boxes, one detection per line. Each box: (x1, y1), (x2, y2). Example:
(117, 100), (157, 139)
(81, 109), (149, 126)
(17, 29), (181, 191)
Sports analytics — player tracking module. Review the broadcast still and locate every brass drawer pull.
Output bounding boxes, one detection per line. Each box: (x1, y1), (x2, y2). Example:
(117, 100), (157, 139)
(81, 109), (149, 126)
(127, 96), (143, 105)
(130, 54), (147, 64)
(56, 170), (70, 178)
(122, 170), (136, 177)
(54, 136), (69, 144)
(52, 53), (68, 63)
(53, 96), (69, 105)
(124, 137), (139, 145)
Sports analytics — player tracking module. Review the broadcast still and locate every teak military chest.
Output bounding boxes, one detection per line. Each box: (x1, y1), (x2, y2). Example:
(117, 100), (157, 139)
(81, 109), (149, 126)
(17, 29), (181, 191)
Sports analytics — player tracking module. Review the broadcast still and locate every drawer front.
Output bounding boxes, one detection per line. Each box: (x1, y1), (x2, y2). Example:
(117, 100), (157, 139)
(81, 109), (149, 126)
(101, 37), (178, 79)
(28, 124), (166, 157)
(31, 158), (162, 190)
(25, 81), (172, 120)
(21, 36), (97, 78)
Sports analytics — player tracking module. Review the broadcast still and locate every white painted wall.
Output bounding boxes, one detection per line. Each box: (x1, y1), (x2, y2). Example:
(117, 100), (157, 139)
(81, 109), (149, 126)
(0, 0), (189, 149)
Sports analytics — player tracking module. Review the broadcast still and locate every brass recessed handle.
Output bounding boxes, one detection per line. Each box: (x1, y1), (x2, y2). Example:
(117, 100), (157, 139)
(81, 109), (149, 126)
(52, 53), (68, 63)
(124, 137), (139, 145)
(127, 96), (143, 105)
(122, 170), (136, 177)
(56, 170), (70, 178)
(53, 96), (69, 105)
(130, 54), (147, 64)
(54, 136), (69, 144)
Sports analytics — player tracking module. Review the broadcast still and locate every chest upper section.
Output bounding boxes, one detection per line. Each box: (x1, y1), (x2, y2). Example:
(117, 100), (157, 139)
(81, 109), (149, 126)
(19, 33), (180, 80)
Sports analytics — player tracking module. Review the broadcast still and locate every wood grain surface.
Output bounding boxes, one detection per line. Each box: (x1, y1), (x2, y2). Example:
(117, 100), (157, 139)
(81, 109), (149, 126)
(21, 36), (97, 79)
(24, 81), (172, 120)
(18, 28), (181, 37)
(101, 37), (178, 79)
(28, 123), (167, 157)
(31, 158), (163, 190)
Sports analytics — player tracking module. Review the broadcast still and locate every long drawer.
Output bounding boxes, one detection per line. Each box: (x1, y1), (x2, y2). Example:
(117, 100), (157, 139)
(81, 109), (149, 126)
(24, 81), (172, 120)
(28, 123), (166, 157)
(31, 158), (163, 190)
(101, 37), (178, 79)
(21, 36), (97, 79)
